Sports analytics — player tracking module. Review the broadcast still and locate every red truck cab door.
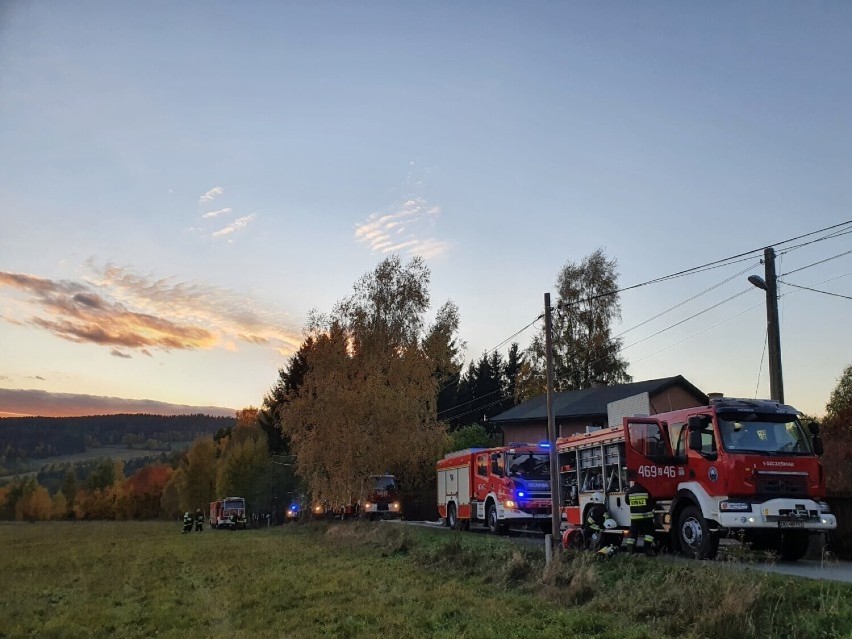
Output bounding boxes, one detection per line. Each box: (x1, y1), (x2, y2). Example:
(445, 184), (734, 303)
(624, 418), (681, 500)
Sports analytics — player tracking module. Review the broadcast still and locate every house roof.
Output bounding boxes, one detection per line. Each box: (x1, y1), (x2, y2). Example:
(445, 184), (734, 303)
(489, 375), (707, 423)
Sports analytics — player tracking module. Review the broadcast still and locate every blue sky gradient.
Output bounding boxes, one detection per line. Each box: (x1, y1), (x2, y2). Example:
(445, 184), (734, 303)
(1, 2), (850, 416)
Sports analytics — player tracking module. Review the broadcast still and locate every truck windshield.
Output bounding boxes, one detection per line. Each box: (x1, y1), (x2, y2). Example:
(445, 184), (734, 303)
(373, 477), (397, 491)
(718, 413), (812, 456)
(507, 453), (550, 479)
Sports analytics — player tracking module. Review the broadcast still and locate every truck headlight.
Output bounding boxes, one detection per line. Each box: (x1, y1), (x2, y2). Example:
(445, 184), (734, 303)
(364, 502), (371, 510)
(390, 502), (400, 511)
(720, 501), (750, 512)
(504, 500), (516, 509)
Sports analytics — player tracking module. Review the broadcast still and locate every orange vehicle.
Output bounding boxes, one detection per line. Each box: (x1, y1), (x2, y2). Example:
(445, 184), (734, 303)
(437, 443), (552, 533)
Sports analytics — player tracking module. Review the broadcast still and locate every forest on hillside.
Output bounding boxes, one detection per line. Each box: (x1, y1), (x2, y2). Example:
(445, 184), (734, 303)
(0, 414), (235, 463)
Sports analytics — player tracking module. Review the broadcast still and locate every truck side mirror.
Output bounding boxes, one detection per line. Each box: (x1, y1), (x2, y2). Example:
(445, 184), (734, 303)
(808, 421), (820, 436)
(812, 436), (824, 456)
(688, 429), (703, 452)
(688, 416), (703, 432)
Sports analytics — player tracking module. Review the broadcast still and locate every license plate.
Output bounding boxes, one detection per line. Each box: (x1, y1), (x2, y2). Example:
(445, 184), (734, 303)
(778, 521), (805, 528)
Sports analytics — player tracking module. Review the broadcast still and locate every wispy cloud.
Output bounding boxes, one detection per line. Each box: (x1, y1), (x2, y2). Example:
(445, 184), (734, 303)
(111, 349), (132, 359)
(355, 197), (449, 259)
(201, 207), (232, 219)
(0, 388), (236, 418)
(0, 264), (302, 357)
(199, 186), (224, 204)
(212, 214), (256, 238)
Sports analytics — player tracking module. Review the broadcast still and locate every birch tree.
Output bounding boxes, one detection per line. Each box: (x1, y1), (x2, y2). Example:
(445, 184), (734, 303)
(529, 248), (631, 392)
(280, 256), (451, 504)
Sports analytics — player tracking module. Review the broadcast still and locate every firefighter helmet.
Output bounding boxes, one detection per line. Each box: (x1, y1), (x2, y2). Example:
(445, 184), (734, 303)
(590, 492), (604, 504)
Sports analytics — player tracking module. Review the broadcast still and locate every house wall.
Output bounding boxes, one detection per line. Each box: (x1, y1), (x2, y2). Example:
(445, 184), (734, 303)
(498, 384), (706, 444)
(501, 415), (608, 445)
(649, 387), (706, 414)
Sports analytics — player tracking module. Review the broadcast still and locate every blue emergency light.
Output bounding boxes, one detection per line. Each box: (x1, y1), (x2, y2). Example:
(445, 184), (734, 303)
(539, 441), (551, 448)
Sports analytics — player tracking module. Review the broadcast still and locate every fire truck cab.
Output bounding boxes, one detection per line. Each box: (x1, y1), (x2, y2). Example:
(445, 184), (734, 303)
(360, 474), (403, 520)
(557, 397), (836, 560)
(437, 443), (552, 534)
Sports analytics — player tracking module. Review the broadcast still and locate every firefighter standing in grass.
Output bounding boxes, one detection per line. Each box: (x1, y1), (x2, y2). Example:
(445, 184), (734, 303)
(195, 508), (204, 532)
(182, 511), (193, 534)
(583, 492), (609, 550)
(626, 479), (655, 556)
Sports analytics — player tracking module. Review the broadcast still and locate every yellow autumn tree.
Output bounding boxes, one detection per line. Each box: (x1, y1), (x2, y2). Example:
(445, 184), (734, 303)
(17, 484), (53, 521)
(280, 255), (452, 505)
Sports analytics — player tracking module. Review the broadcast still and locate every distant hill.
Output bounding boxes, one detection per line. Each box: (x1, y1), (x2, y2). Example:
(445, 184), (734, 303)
(0, 388), (236, 418)
(0, 413), (235, 462)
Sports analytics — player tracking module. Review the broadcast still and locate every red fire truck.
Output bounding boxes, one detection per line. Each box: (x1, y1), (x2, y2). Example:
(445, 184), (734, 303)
(360, 474), (403, 520)
(556, 397), (837, 560)
(437, 443), (552, 533)
(209, 496), (247, 529)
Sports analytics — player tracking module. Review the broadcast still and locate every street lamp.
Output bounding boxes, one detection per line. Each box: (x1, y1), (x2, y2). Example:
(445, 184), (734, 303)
(749, 248), (784, 403)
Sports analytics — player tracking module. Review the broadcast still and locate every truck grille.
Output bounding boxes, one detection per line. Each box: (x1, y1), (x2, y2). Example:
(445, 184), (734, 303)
(755, 473), (808, 498)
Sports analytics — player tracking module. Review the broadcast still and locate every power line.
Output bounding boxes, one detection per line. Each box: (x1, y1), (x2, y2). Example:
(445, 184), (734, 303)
(778, 281), (852, 301)
(434, 313), (542, 402)
(781, 248), (852, 277)
(630, 301), (764, 364)
(779, 227), (852, 254)
(612, 262), (759, 340)
(626, 268), (849, 367)
(754, 327), (768, 399)
(620, 287), (753, 352)
(557, 219), (852, 310)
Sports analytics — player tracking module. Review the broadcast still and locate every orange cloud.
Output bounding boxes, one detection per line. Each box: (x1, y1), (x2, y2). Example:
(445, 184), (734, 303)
(0, 266), (302, 356)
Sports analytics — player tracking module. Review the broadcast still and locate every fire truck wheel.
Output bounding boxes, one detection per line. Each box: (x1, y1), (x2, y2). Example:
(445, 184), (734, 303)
(486, 503), (506, 535)
(677, 506), (718, 560)
(447, 503), (458, 529)
(779, 531), (809, 561)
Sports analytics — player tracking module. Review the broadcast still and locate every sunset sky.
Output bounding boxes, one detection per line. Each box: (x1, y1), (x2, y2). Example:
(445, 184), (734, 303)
(1, 2), (851, 418)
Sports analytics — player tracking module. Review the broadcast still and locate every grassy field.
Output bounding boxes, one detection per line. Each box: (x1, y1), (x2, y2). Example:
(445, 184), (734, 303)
(0, 521), (850, 639)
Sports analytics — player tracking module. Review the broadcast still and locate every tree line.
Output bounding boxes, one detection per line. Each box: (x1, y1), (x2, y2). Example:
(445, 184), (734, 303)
(0, 409), (295, 521)
(0, 414), (234, 466)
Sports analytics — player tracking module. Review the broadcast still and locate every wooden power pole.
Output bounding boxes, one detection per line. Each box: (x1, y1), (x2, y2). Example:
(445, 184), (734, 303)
(544, 293), (561, 546)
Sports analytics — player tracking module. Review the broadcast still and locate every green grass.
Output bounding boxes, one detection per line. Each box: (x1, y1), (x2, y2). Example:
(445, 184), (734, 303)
(0, 521), (850, 639)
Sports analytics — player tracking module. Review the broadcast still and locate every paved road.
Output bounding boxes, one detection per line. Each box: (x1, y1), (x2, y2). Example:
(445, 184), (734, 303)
(713, 555), (852, 584)
(401, 520), (852, 584)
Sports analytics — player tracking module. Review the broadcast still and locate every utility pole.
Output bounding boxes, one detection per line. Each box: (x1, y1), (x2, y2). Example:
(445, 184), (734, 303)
(764, 247), (784, 404)
(544, 293), (561, 548)
(749, 247), (784, 403)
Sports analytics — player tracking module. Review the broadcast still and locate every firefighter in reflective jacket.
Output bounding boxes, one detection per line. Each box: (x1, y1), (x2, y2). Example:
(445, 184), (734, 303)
(182, 511), (193, 534)
(626, 480), (655, 555)
(195, 508), (204, 532)
(584, 492), (609, 549)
